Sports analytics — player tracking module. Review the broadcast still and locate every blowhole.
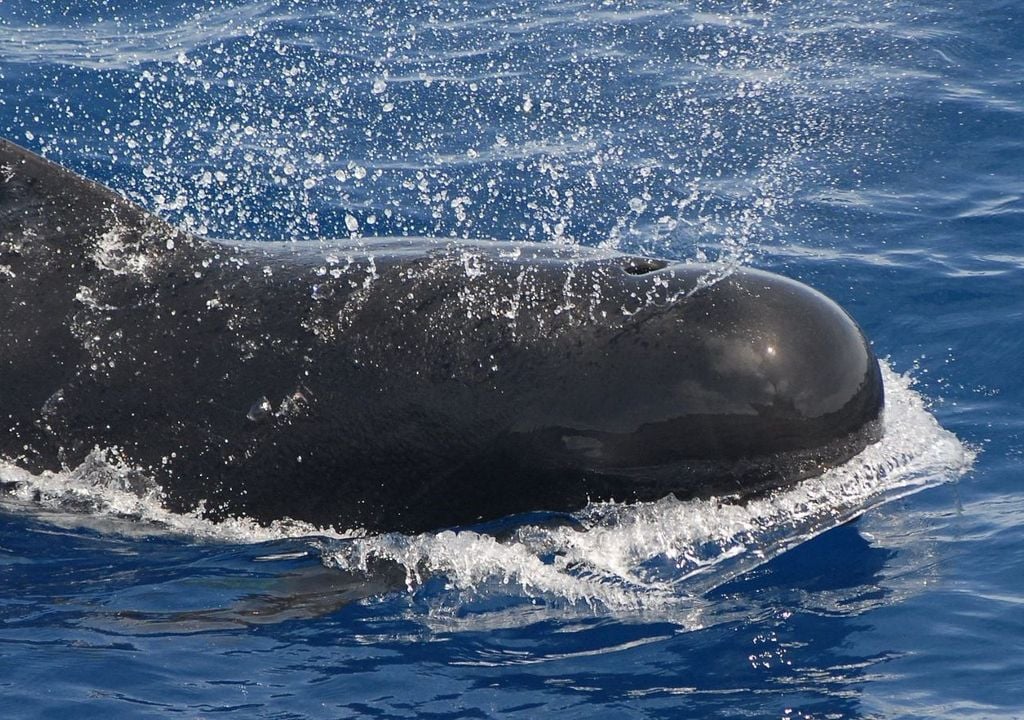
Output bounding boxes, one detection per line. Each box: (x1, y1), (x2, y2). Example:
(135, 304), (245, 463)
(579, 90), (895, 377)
(622, 257), (669, 275)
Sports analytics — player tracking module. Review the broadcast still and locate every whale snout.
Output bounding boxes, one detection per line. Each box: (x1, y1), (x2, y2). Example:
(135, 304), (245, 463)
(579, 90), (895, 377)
(508, 263), (885, 503)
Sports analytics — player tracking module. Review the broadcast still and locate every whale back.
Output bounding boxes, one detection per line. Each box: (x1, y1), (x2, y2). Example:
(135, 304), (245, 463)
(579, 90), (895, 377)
(1, 140), (883, 532)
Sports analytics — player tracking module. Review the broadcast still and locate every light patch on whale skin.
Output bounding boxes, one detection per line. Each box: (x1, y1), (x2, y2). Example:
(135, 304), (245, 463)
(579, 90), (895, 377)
(91, 224), (155, 278)
(275, 386), (314, 421)
(1, 227), (31, 258)
(40, 388), (65, 418)
(321, 255), (379, 338)
(488, 267), (527, 339)
(461, 250), (484, 279)
(0, 163), (13, 184)
(74, 286), (117, 311)
(88, 207), (187, 280)
(302, 314), (340, 343)
(554, 260), (579, 318)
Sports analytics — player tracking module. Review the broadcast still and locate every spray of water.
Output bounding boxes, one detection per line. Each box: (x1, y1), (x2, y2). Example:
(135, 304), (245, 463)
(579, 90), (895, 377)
(2, 0), (912, 269)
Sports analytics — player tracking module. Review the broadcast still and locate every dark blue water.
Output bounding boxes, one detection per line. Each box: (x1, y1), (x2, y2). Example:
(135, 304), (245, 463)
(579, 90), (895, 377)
(1, 1), (1020, 717)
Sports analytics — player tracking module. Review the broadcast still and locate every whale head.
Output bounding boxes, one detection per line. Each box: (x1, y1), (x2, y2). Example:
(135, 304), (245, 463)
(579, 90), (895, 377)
(0, 138), (883, 533)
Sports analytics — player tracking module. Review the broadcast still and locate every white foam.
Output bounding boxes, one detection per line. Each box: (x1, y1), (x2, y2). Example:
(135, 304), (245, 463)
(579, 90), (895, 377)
(0, 448), (354, 543)
(0, 363), (973, 614)
(320, 363), (974, 614)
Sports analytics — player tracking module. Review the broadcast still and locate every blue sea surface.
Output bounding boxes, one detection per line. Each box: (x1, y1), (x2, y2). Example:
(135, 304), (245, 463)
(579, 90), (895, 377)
(0, 1), (1021, 717)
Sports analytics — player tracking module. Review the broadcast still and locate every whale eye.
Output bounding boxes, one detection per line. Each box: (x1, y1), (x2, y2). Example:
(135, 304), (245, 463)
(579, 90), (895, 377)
(621, 257), (669, 275)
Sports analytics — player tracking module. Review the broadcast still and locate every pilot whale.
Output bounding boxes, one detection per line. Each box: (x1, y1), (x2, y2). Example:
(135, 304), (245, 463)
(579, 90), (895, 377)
(0, 139), (883, 533)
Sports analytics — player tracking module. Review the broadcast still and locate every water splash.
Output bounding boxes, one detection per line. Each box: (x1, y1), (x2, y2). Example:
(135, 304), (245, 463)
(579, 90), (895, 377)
(0, 0), (969, 621)
(2, 0), (913, 267)
(0, 364), (974, 619)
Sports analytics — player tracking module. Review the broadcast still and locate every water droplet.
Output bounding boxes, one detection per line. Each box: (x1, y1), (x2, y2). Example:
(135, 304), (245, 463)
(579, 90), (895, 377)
(247, 397), (272, 422)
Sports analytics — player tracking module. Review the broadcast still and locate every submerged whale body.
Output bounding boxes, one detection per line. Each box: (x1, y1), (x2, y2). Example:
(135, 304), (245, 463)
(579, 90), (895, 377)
(0, 139), (883, 533)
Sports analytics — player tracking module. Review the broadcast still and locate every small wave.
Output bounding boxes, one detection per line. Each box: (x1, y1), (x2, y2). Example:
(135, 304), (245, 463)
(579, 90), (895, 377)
(0, 363), (974, 619)
(319, 365), (972, 618)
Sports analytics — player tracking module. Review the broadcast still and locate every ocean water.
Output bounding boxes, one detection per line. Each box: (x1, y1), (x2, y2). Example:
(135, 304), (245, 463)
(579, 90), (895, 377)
(0, 0), (1020, 717)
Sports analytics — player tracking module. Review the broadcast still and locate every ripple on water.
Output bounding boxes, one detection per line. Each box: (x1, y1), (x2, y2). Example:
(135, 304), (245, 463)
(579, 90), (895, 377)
(0, 364), (973, 626)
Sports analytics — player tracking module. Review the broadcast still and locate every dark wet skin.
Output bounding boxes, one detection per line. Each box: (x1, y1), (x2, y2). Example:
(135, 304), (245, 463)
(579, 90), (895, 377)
(0, 139), (883, 533)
